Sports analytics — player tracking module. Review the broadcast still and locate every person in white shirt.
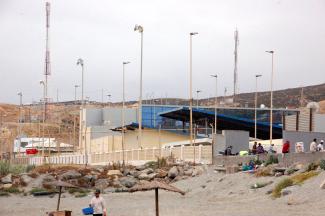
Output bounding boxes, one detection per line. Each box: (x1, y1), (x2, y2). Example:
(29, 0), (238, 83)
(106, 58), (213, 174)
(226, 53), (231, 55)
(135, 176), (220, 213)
(317, 140), (324, 151)
(90, 189), (106, 216)
(310, 138), (317, 152)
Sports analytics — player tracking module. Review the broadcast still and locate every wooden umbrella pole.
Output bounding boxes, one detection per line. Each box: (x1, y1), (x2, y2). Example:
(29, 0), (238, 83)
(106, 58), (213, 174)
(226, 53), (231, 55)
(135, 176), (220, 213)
(57, 186), (62, 211)
(155, 188), (159, 216)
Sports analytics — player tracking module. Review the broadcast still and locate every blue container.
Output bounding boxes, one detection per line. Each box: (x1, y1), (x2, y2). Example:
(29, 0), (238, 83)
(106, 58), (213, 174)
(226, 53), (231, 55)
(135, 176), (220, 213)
(82, 207), (94, 215)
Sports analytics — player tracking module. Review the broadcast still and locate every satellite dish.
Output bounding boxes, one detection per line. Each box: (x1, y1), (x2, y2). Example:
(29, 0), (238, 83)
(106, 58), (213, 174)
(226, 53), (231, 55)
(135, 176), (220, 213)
(306, 102), (320, 112)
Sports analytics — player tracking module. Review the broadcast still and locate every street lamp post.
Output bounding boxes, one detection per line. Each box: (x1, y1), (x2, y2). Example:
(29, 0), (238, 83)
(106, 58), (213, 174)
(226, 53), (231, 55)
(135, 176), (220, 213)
(196, 90), (201, 109)
(210, 75), (218, 134)
(106, 94), (111, 107)
(134, 24), (144, 148)
(189, 32), (198, 163)
(40, 81), (46, 157)
(17, 92), (23, 156)
(74, 85), (79, 103)
(122, 61), (130, 166)
(254, 74), (262, 141)
(266, 51), (274, 146)
(77, 58), (87, 164)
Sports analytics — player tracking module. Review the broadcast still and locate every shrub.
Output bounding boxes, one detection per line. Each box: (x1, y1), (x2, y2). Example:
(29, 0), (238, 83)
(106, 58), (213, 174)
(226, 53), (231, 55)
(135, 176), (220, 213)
(30, 188), (48, 194)
(26, 165), (36, 173)
(145, 161), (158, 169)
(3, 187), (21, 194)
(265, 155), (279, 166)
(75, 192), (87, 198)
(9, 164), (27, 175)
(306, 162), (318, 172)
(0, 161), (10, 175)
(157, 157), (167, 168)
(291, 171), (319, 185)
(319, 160), (325, 170)
(272, 178), (294, 198)
(0, 191), (9, 196)
(68, 188), (90, 194)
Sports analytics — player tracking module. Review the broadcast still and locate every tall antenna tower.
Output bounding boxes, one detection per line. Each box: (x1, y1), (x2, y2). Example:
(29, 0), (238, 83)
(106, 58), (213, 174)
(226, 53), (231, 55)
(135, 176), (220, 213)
(44, 2), (51, 120)
(233, 29), (239, 104)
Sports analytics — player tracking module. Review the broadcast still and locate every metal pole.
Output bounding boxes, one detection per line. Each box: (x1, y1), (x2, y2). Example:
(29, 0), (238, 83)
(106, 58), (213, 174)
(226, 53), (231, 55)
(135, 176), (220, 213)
(17, 92), (22, 156)
(134, 25), (144, 148)
(189, 32), (198, 164)
(122, 61), (130, 166)
(196, 90), (201, 109)
(266, 51), (274, 145)
(77, 58), (85, 155)
(254, 74), (262, 141)
(155, 188), (159, 216)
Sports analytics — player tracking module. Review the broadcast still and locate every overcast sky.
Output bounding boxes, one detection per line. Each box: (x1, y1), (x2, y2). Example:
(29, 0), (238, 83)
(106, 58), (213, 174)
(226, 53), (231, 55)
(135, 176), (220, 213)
(0, 0), (324, 104)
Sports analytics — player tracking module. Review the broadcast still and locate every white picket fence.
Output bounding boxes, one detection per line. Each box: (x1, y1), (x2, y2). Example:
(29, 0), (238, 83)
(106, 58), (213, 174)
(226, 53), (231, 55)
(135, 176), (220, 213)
(16, 145), (212, 166)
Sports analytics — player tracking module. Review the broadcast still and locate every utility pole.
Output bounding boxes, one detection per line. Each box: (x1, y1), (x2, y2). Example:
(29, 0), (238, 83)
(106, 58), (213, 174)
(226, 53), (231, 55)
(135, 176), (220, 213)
(233, 29), (239, 105)
(254, 75), (262, 141)
(189, 32), (198, 164)
(44, 2), (51, 120)
(122, 61), (130, 167)
(17, 92), (23, 156)
(266, 50), (275, 146)
(134, 24), (144, 148)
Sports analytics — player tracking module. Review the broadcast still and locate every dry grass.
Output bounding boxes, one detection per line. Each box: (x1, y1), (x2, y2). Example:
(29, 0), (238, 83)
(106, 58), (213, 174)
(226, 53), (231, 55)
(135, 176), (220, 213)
(291, 171), (319, 185)
(272, 178), (294, 198)
(255, 167), (273, 177)
(271, 171), (319, 198)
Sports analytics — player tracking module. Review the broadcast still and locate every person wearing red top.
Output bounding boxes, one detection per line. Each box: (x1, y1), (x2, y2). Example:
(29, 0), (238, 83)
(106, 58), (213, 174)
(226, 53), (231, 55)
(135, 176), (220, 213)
(282, 141), (290, 153)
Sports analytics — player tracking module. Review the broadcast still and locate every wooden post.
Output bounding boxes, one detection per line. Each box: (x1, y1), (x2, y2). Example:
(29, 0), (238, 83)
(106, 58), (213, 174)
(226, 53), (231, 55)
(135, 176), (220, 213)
(155, 188), (159, 216)
(57, 186), (62, 211)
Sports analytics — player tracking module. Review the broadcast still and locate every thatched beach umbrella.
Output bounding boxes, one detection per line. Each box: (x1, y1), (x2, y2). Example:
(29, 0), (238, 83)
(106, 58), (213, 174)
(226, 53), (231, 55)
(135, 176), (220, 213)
(129, 181), (185, 216)
(47, 180), (78, 211)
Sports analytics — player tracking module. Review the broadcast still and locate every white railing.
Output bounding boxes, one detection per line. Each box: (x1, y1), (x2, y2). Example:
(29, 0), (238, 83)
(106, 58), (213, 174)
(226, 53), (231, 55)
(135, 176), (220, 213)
(25, 145), (212, 166)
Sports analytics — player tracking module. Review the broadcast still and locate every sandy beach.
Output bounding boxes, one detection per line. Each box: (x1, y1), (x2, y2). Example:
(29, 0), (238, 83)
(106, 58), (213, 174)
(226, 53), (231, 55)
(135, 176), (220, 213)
(1, 167), (325, 216)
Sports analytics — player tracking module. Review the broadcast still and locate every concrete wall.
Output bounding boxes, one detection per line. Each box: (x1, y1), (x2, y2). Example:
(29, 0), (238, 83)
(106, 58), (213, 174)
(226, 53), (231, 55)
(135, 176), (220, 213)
(102, 108), (137, 128)
(315, 114), (325, 133)
(214, 152), (325, 167)
(213, 130), (249, 155)
(283, 130), (325, 152)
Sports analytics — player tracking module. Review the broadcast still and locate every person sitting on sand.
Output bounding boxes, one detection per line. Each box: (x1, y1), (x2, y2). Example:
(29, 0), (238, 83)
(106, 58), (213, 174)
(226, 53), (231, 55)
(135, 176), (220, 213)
(317, 140), (324, 152)
(268, 144), (276, 154)
(90, 189), (107, 216)
(252, 142), (257, 155)
(256, 143), (265, 154)
(224, 146), (233, 156)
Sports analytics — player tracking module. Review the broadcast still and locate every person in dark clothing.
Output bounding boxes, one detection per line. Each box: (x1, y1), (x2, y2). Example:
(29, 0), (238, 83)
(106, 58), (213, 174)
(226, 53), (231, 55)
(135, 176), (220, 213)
(224, 146), (233, 156)
(256, 143), (265, 154)
(252, 142), (257, 155)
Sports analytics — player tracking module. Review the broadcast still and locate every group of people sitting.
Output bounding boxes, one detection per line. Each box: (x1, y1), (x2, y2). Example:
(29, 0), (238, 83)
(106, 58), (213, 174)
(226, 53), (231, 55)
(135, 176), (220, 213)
(251, 142), (277, 155)
(223, 138), (325, 156)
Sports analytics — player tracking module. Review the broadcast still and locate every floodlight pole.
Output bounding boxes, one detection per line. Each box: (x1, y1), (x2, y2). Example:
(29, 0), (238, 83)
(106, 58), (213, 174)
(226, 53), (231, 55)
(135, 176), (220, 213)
(134, 24), (144, 148)
(189, 32), (198, 164)
(266, 51), (274, 146)
(77, 58), (86, 164)
(196, 90), (201, 109)
(122, 61), (130, 167)
(17, 92), (23, 156)
(40, 81), (46, 157)
(254, 74), (262, 141)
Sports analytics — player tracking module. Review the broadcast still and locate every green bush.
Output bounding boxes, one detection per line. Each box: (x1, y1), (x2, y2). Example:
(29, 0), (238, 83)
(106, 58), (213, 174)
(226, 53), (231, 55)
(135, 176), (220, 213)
(9, 164), (27, 175)
(307, 162), (318, 172)
(265, 155), (279, 166)
(68, 188), (90, 194)
(75, 192), (87, 198)
(0, 191), (9, 196)
(319, 160), (325, 170)
(0, 161), (10, 175)
(272, 178), (294, 198)
(3, 187), (21, 194)
(26, 165), (36, 173)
